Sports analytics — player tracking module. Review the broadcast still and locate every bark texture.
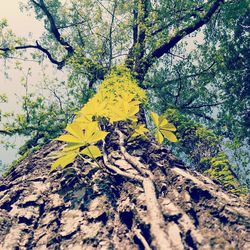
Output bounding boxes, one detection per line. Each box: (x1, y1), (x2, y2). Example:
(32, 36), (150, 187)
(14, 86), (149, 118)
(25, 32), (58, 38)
(0, 136), (249, 250)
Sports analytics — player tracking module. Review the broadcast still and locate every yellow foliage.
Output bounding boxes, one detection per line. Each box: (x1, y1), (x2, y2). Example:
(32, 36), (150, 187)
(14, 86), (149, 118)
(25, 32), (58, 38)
(130, 123), (149, 140)
(51, 67), (177, 170)
(80, 145), (102, 159)
(98, 66), (147, 104)
(151, 112), (177, 143)
(56, 122), (108, 145)
(51, 147), (79, 171)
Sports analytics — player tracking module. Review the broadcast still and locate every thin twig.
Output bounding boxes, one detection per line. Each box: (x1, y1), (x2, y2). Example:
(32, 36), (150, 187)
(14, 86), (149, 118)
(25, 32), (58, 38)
(116, 129), (153, 179)
(133, 228), (151, 250)
(102, 141), (144, 182)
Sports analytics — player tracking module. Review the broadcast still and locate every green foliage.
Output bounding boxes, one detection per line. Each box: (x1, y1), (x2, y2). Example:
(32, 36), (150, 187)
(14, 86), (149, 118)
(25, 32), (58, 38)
(0, 68), (95, 154)
(203, 5), (250, 143)
(204, 153), (248, 196)
(0, 94), (7, 103)
(165, 108), (247, 195)
(142, 3), (249, 185)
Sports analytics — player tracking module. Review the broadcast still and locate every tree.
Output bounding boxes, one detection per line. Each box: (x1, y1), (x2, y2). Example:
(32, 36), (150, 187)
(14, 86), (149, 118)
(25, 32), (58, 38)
(1, 0), (230, 81)
(0, 1), (249, 249)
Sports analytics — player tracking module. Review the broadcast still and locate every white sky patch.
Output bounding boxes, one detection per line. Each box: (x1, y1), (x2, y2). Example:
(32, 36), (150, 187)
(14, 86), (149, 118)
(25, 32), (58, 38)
(0, 0), (65, 166)
(0, 0), (44, 39)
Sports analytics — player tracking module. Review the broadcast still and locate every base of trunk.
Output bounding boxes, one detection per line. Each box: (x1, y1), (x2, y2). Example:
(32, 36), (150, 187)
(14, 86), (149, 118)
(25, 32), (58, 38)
(0, 141), (249, 249)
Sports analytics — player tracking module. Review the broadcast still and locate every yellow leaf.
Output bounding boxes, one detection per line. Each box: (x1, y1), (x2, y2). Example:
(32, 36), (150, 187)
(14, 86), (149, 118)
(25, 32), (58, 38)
(151, 112), (159, 126)
(80, 121), (99, 131)
(75, 114), (93, 123)
(51, 153), (77, 171)
(161, 130), (178, 142)
(62, 144), (83, 152)
(160, 122), (176, 132)
(151, 112), (177, 143)
(159, 118), (168, 127)
(80, 145), (102, 159)
(65, 123), (84, 138)
(109, 99), (139, 123)
(130, 124), (149, 139)
(79, 96), (107, 118)
(119, 92), (136, 102)
(129, 104), (140, 116)
(155, 130), (164, 144)
(56, 134), (84, 143)
(86, 130), (109, 144)
(56, 119), (108, 146)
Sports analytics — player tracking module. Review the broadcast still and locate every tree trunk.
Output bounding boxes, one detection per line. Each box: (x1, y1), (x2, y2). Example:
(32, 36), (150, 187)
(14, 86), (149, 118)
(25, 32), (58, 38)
(0, 132), (249, 249)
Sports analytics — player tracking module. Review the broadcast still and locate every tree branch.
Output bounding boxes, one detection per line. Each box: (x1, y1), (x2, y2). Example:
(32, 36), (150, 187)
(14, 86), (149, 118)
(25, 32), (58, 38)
(126, 0), (151, 80)
(174, 68), (183, 105)
(142, 0), (224, 78)
(57, 20), (86, 30)
(0, 42), (65, 68)
(151, 3), (208, 36)
(108, 0), (117, 70)
(31, 0), (74, 55)
(0, 130), (12, 136)
(181, 101), (225, 110)
(190, 111), (214, 121)
(144, 61), (216, 89)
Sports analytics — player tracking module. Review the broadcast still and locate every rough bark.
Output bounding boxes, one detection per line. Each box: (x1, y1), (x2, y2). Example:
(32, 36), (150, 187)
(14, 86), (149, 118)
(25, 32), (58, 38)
(0, 132), (249, 249)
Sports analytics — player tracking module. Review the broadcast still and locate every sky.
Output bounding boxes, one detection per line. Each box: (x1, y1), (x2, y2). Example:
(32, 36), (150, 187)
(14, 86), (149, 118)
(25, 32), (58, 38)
(0, 0), (63, 168)
(1, 0), (43, 38)
(0, 0), (44, 103)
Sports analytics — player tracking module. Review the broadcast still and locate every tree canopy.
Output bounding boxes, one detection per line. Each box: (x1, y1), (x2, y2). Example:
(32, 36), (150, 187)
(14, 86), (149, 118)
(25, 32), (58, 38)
(0, 0), (249, 187)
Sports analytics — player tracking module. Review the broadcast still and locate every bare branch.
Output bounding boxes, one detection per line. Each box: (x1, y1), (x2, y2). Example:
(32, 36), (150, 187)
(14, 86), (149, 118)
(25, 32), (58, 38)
(0, 42), (65, 68)
(190, 111), (214, 121)
(0, 130), (12, 136)
(181, 101), (225, 110)
(57, 20), (86, 30)
(145, 61), (216, 89)
(167, 51), (188, 60)
(174, 69), (183, 105)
